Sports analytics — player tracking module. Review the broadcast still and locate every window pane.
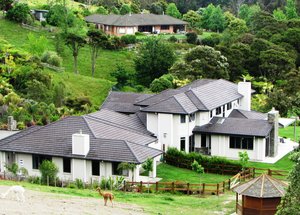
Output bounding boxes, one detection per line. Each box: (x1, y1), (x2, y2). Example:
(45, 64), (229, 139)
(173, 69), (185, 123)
(92, 161), (100, 176)
(180, 137), (185, 151)
(180, 115), (186, 123)
(229, 137), (235, 148)
(112, 162), (120, 175)
(63, 158), (71, 173)
(236, 137), (241, 149)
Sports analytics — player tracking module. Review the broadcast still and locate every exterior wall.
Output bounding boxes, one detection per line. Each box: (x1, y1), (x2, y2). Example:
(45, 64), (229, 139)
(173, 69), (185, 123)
(147, 113), (158, 136)
(158, 113), (174, 149)
(209, 135), (266, 161)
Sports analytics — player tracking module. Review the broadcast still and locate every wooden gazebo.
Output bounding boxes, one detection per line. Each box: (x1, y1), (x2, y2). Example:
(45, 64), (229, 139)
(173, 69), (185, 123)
(233, 174), (287, 215)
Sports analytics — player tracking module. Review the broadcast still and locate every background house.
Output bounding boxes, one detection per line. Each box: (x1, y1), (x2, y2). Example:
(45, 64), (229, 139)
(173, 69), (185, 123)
(84, 13), (187, 36)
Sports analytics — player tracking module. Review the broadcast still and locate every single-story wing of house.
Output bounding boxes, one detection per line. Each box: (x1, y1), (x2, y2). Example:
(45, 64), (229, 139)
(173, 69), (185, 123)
(84, 13), (188, 36)
(0, 109), (162, 182)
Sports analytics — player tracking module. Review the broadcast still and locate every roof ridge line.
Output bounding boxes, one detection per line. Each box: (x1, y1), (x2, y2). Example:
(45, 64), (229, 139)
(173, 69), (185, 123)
(99, 90), (113, 110)
(239, 174), (263, 194)
(267, 175), (286, 196)
(124, 141), (140, 163)
(237, 109), (248, 118)
(189, 89), (209, 110)
(173, 94), (189, 114)
(84, 116), (156, 140)
(82, 116), (97, 138)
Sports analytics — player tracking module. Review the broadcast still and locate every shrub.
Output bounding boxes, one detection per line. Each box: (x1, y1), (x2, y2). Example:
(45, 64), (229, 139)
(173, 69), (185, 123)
(39, 160), (59, 185)
(6, 3), (30, 23)
(5, 163), (19, 176)
(135, 31), (145, 36)
(107, 36), (124, 50)
(186, 32), (198, 44)
(150, 76), (173, 93)
(168, 36), (178, 43)
(75, 178), (84, 189)
(201, 33), (221, 47)
(27, 176), (41, 184)
(41, 21), (47, 27)
(121, 35), (137, 44)
(41, 51), (62, 67)
(165, 147), (242, 174)
(111, 64), (131, 89)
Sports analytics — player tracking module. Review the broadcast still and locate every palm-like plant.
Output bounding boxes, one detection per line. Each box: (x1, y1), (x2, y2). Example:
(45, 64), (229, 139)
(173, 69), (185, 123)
(117, 162), (136, 182)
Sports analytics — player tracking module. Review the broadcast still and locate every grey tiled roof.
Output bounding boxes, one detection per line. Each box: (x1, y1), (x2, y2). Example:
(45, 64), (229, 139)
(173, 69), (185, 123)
(101, 91), (153, 114)
(139, 79), (243, 114)
(234, 174), (287, 198)
(0, 115), (161, 164)
(88, 109), (151, 135)
(229, 109), (267, 120)
(85, 14), (187, 26)
(193, 117), (273, 137)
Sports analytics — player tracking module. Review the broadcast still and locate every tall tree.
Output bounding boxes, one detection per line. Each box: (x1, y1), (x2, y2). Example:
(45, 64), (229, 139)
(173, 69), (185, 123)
(135, 38), (175, 86)
(120, 4), (131, 15)
(285, 0), (298, 19)
(65, 33), (86, 74)
(201, 3), (215, 29)
(182, 10), (201, 29)
(166, 3), (181, 18)
(170, 45), (229, 80)
(276, 151), (300, 214)
(208, 5), (226, 32)
(87, 29), (108, 77)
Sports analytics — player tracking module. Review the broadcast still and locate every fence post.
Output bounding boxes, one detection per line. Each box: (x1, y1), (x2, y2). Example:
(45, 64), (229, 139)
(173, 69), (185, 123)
(140, 181), (143, 193)
(228, 178), (231, 190)
(268, 169), (272, 176)
(217, 183), (219, 196)
(187, 183), (190, 195)
(172, 182), (175, 194)
(155, 182), (158, 193)
(223, 181), (225, 193)
(202, 183), (205, 195)
(123, 180), (126, 192)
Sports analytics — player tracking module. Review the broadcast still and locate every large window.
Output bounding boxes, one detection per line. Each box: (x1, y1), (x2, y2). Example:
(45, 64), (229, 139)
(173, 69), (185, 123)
(92, 160), (100, 176)
(32, 155), (52, 169)
(161, 25), (170, 30)
(112, 162), (128, 176)
(229, 136), (254, 150)
(180, 137), (186, 151)
(227, 102), (232, 110)
(216, 107), (222, 115)
(180, 114), (186, 123)
(63, 158), (71, 173)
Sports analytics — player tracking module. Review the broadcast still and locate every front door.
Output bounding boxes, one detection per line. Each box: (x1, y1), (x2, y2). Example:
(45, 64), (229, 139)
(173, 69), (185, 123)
(189, 135), (195, 152)
(201, 134), (206, 148)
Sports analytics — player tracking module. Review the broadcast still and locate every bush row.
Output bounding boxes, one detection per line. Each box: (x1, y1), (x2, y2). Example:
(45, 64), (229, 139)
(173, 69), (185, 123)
(165, 147), (242, 174)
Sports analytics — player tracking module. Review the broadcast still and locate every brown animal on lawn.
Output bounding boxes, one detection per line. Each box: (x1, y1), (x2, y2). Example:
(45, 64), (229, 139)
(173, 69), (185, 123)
(96, 187), (114, 207)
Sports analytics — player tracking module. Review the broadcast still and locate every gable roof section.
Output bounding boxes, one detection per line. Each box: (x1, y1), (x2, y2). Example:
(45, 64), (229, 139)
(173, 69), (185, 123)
(88, 109), (151, 135)
(85, 14), (187, 26)
(101, 91), (153, 114)
(193, 117), (273, 137)
(229, 109), (267, 120)
(0, 116), (161, 164)
(139, 79), (243, 114)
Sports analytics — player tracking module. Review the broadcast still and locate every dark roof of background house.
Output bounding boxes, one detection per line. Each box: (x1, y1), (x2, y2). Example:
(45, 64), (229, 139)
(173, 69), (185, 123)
(193, 117), (273, 137)
(139, 79), (243, 114)
(229, 109), (267, 120)
(85, 14), (187, 26)
(101, 91), (153, 114)
(0, 111), (161, 164)
(234, 174), (287, 198)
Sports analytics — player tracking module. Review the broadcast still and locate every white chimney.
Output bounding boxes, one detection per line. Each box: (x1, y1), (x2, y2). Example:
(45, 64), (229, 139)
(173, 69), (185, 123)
(72, 130), (90, 157)
(268, 107), (279, 156)
(238, 81), (251, 111)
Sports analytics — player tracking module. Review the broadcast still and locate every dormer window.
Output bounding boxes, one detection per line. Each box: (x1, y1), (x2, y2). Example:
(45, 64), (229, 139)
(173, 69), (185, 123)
(180, 114), (186, 123)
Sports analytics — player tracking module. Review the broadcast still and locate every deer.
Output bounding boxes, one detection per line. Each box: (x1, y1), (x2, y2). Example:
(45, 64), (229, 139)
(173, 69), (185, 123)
(96, 187), (114, 207)
(0, 185), (25, 202)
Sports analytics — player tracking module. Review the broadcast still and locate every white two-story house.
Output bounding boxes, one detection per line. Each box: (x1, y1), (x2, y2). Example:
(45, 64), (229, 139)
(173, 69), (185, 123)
(102, 79), (278, 161)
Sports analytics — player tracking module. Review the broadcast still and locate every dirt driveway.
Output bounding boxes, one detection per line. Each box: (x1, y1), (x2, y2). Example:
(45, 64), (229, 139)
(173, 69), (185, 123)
(0, 186), (146, 215)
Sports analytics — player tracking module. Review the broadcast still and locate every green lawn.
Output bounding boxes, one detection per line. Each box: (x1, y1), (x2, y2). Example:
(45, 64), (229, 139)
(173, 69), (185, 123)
(157, 163), (231, 183)
(279, 125), (300, 142)
(0, 180), (236, 215)
(248, 153), (294, 171)
(0, 17), (134, 106)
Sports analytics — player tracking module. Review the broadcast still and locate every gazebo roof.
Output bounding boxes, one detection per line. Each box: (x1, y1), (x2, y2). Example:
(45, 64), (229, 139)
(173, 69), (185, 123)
(233, 174), (288, 198)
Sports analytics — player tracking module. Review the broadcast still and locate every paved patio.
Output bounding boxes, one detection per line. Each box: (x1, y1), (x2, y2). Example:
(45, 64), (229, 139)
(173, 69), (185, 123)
(260, 138), (299, 164)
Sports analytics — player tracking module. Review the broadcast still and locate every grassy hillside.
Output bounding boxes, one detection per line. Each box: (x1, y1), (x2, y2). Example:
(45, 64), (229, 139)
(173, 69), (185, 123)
(0, 17), (136, 106)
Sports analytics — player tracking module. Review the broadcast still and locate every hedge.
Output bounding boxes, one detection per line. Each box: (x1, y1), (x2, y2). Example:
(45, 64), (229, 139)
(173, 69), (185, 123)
(165, 147), (242, 175)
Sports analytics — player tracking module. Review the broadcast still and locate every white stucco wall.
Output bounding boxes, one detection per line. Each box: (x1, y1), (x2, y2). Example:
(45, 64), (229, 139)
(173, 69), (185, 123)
(210, 135), (266, 161)
(147, 113), (158, 136)
(158, 113), (174, 149)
